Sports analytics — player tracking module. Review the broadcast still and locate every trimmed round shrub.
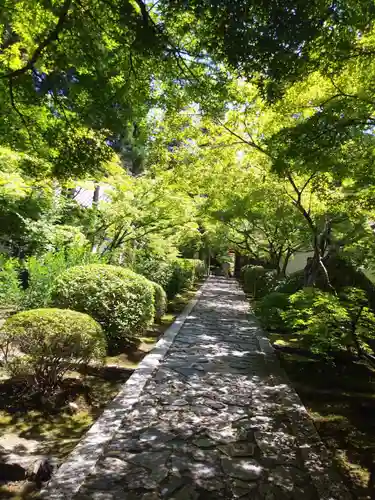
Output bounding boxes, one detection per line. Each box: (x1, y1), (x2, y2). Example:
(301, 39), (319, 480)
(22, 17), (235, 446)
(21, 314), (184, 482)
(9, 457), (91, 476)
(134, 257), (205, 299)
(149, 280), (167, 322)
(0, 308), (106, 389)
(254, 292), (290, 331)
(52, 264), (154, 350)
(241, 265), (277, 298)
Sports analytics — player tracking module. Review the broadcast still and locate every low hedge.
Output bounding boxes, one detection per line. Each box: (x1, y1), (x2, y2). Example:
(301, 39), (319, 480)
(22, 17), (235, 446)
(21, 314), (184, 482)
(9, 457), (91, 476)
(134, 256), (205, 299)
(134, 257), (174, 291)
(166, 258), (204, 299)
(1, 308), (106, 388)
(52, 264), (154, 351)
(241, 265), (277, 298)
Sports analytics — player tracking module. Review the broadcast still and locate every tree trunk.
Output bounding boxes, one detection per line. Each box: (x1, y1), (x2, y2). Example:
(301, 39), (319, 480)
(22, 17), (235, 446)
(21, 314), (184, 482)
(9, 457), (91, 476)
(304, 231), (335, 291)
(93, 184), (100, 206)
(280, 248), (292, 277)
(351, 306), (364, 357)
(305, 249), (320, 286)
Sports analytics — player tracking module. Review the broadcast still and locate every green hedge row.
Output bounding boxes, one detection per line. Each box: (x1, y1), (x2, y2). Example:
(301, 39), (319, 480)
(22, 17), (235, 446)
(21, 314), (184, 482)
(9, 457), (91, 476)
(134, 257), (206, 300)
(0, 256), (206, 388)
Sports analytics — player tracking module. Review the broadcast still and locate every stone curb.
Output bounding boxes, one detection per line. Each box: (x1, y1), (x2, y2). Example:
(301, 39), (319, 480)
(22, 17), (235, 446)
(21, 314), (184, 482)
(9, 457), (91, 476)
(41, 280), (207, 500)
(255, 328), (352, 499)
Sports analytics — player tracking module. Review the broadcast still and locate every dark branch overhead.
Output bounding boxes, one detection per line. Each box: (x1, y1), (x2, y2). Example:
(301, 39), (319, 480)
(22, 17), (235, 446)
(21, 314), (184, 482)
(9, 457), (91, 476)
(1, 0), (72, 80)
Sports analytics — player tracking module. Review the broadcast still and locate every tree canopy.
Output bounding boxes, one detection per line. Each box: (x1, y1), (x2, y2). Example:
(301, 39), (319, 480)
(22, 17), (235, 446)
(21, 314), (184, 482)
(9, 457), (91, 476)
(3, 7), (375, 494)
(1, 0), (375, 280)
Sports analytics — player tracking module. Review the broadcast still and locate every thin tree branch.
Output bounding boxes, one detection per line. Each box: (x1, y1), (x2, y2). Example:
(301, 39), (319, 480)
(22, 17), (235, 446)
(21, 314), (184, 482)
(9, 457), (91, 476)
(134, 0), (149, 27)
(134, 0), (199, 83)
(147, 0), (161, 13)
(199, 141), (246, 149)
(9, 78), (35, 146)
(329, 75), (375, 106)
(1, 0), (72, 79)
(216, 119), (273, 158)
(300, 172), (317, 196)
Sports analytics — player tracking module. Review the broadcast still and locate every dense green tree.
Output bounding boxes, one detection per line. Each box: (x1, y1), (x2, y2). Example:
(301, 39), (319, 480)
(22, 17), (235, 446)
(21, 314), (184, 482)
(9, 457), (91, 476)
(0, 0), (224, 178)
(161, 0), (375, 98)
(2, 0), (375, 292)
(146, 79), (375, 285)
(86, 169), (199, 258)
(211, 181), (311, 275)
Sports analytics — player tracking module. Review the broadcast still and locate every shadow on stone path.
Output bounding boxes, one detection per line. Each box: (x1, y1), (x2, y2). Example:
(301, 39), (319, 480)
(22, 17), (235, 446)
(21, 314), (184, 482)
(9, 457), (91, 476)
(51, 278), (351, 499)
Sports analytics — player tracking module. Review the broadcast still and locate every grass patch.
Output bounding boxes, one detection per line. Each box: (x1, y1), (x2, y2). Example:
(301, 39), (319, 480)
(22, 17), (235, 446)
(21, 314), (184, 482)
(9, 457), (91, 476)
(274, 337), (375, 500)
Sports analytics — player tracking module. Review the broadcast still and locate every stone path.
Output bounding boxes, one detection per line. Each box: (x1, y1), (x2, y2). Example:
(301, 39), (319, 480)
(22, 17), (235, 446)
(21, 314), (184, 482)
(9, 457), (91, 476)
(46, 278), (351, 500)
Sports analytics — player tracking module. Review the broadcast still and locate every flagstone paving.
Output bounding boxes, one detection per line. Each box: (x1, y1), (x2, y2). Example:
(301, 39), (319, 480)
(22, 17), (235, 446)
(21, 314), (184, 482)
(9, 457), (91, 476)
(47, 277), (351, 499)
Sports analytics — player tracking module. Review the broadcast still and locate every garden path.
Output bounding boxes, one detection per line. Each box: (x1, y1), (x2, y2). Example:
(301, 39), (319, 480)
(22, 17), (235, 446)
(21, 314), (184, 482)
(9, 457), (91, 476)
(45, 277), (351, 500)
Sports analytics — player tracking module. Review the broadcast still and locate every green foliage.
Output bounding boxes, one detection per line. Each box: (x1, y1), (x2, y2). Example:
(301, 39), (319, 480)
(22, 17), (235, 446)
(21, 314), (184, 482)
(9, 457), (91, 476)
(96, 172), (198, 261)
(0, 161), (92, 257)
(275, 271), (304, 295)
(339, 287), (368, 316)
(0, 255), (22, 309)
(0, 167), (55, 256)
(149, 281), (167, 323)
(257, 284), (375, 359)
(339, 287), (375, 353)
(282, 289), (354, 355)
(133, 256), (174, 290)
(254, 292), (290, 332)
(162, 0), (374, 98)
(2, 0), (375, 373)
(191, 259), (207, 279)
(321, 255), (375, 311)
(166, 259), (199, 299)
(25, 219), (88, 255)
(52, 264), (154, 351)
(0, 1), (173, 177)
(0, 308), (106, 389)
(132, 251), (205, 302)
(22, 246), (103, 309)
(210, 178), (310, 270)
(241, 265), (277, 298)
(22, 252), (67, 310)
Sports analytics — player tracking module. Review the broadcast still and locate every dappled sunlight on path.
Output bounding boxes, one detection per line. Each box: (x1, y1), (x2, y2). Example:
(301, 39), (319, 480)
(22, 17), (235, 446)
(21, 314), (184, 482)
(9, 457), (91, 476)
(45, 278), (351, 500)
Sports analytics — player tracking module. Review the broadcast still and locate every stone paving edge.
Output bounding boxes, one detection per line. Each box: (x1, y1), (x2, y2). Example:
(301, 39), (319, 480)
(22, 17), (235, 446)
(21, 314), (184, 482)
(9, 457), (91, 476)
(41, 280), (207, 500)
